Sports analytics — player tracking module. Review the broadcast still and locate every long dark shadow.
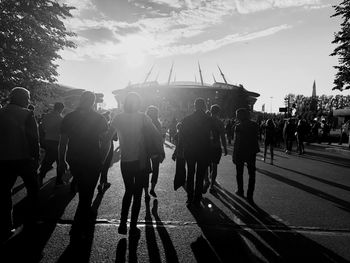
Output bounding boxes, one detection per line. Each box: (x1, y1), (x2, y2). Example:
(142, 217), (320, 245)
(56, 191), (103, 263)
(212, 184), (349, 263)
(2, 182), (76, 262)
(256, 168), (350, 213)
(128, 233), (140, 263)
(151, 199), (179, 263)
(115, 238), (127, 263)
(187, 198), (265, 262)
(273, 164), (350, 192)
(145, 198), (162, 263)
(301, 151), (350, 169)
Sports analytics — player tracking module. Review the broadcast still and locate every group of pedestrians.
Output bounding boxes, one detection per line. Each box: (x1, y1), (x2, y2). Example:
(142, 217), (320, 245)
(1, 87), (261, 244)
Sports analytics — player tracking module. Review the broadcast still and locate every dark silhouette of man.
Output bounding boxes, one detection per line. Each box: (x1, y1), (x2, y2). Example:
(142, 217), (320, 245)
(181, 98), (214, 206)
(58, 91), (108, 239)
(232, 108), (260, 202)
(39, 102), (65, 187)
(0, 87), (39, 243)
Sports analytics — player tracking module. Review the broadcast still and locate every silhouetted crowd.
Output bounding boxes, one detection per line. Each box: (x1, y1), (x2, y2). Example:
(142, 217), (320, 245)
(1, 86), (349, 245)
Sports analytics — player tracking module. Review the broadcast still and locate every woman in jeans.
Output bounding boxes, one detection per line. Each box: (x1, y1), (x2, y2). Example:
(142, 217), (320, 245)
(107, 92), (164, 237)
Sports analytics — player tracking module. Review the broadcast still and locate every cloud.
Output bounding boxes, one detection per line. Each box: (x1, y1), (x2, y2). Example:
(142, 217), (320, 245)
(234, 0), (321, 14)
(61, 24), (292, 60)
(155, 24), (293, 56)
(60, 0), (326, 61)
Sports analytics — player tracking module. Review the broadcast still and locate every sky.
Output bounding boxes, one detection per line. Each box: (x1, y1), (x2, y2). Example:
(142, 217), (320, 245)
(56, 0), (349, 113)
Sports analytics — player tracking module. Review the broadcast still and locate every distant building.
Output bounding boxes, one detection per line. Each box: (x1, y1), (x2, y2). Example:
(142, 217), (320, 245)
(112, 81), (259, 120)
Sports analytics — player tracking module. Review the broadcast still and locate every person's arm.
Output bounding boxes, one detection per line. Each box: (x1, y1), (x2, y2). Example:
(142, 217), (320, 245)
(58, 133), (68, 172)
(100, 117), (115, 164)
(25, 111), (40, 165)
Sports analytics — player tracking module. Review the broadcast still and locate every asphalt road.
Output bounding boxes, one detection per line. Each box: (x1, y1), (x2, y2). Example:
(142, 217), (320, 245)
(2, 141), (350, 263)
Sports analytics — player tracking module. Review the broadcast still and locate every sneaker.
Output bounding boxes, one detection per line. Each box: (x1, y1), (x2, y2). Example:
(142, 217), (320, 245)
(149, 189), (157, 198)
(118, 222), (127, 235)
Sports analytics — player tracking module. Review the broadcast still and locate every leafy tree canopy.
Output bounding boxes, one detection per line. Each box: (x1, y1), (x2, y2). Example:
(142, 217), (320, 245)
(331, 0), (350, 91)
(0, 0), (76, 91)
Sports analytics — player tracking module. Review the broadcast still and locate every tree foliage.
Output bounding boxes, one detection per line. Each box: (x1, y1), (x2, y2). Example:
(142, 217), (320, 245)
(331, 0), (350, 91)
(0, 0), (76, 90)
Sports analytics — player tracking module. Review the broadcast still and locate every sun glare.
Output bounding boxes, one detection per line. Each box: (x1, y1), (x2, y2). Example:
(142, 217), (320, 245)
(101, 92), (118, 109)
(120, 35), (149, 68)
(125, 49), (145, 68)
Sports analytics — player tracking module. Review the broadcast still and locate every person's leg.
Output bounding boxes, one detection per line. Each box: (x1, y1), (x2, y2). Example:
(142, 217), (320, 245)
(144, 172), (150, 200)
(270, 145), (274, 164)
(150, 158), (159, 197)
(194, 159), (206, 205)
(74, 164), (101, 234)
(119, 162), (135, 234)
(38, 140), (56, 185)
(235, 160), (244, 196)
(0, 161), (18, 242)
(264, 143), (267, 161)
(186, 159), (195, 203)
(130, 171), (146, 233)
(99, 142), (114, 186)
(247, 157), (257, 201)
(19, 160), (39, 227)
(210, 163), (218, 188)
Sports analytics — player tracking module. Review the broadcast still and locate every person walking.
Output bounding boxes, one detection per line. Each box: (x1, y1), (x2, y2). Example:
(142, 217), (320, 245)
(296, 117), (306, 154)
(97, 111), (114, 193)
(232, 108), (260, 202)
(180, 98), (214, 207)
(107, 92), (164, 237)
(0, 87), (40, 243)
(144, 105), (164, 199)
(38, 102), (65, 187)
(58, 91), (108, 240)
(263, 119), (275, 164)
(209, 104), (227, 191)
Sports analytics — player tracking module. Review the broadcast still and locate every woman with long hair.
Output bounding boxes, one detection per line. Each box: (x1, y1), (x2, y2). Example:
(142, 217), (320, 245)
(106, 93), (164, 237)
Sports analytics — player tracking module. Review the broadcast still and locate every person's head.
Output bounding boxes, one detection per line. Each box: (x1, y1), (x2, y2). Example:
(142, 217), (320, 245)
(266, 119), (274, 127)
(236, 108), (250, 121)
(123, 92), (141, 113)
(210, 104), (221, 117)
(79, 91), (95, 109)
(53, 102), (64, 113)
(9, 87), (31, 108)
(146, 105), (159, 120)
(194, 98), (206, 112)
